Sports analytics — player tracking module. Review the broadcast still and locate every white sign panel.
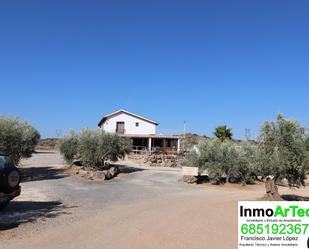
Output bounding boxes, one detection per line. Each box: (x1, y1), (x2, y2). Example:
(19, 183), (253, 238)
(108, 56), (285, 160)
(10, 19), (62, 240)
(238, 201), (309, 249)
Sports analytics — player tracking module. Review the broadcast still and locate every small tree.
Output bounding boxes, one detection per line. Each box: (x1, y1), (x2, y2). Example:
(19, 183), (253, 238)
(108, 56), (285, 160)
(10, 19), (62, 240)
(79, 129), (131, 167)
(58, 131), (79, 164)
(59, 129), (132, 168)
(233, 142), (258, 184)
(204, 140), (239, 184)
(183, 139), (256, 184)
(257, 114), (309, 199)
(0, 116), (40, 165)
(78, 129), (102, 166)
(214, 125), (233, 142)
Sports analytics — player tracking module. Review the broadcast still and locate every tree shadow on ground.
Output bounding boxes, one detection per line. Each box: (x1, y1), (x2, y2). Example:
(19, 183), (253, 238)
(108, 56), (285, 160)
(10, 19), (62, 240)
(0, 201), (77, 231)
(117, 165), (146, 174)
(20, 167), (68, 182)
(33, 150), (57, 154)
(281, 194), (309, 201)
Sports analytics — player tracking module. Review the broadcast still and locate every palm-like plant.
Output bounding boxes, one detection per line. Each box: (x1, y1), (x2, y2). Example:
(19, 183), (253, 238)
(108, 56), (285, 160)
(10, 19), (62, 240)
(214, 125), (233, 142)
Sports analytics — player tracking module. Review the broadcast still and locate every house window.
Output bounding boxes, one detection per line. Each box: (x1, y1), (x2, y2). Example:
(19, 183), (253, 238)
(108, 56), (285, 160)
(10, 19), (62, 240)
(116, 122), (125, 134)
(135, 122), (139, 127)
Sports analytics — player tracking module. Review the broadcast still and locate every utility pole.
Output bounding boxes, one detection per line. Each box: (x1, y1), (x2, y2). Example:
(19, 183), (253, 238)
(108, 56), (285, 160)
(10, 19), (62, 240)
(183, 120), (186, 151)
(56, 129), (62, 138)
(245, 128), (251, 141)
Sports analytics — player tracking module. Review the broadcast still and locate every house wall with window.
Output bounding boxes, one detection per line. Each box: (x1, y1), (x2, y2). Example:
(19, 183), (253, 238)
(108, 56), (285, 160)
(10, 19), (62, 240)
(101, 112), (156, 135)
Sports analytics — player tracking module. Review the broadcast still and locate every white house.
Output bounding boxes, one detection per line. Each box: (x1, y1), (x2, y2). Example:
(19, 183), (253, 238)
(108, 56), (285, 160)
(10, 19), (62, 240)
(98, 109), (180, 153)
(98, 109), (158, 135)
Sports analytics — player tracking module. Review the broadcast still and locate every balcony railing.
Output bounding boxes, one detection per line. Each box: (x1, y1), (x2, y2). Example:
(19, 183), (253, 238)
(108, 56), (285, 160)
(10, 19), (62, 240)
(131, 146), (177, 154)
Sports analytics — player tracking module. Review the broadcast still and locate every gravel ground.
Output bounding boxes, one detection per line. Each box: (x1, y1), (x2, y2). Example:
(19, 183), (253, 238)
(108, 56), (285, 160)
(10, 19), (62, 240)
(1, 151), (309, 249)
(0, 151), (195, 240)
(17, 151), (194, 211)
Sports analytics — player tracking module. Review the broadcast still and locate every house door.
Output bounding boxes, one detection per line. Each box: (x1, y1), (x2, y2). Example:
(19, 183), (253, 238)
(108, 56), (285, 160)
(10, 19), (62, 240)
(116, 122), (125, 134)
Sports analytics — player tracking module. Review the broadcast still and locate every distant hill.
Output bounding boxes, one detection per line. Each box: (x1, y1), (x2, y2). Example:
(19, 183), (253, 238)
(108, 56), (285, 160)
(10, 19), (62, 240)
(36, 138), (59, 150)
(182, 133), (257, 150)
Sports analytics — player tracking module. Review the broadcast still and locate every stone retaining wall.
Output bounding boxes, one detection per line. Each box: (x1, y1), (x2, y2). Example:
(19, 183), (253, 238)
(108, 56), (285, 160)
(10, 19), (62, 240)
(128, 153), (183, 167)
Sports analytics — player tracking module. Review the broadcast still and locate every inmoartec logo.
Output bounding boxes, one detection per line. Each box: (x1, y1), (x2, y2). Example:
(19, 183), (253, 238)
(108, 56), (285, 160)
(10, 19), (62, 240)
(240, 205), (309, 218)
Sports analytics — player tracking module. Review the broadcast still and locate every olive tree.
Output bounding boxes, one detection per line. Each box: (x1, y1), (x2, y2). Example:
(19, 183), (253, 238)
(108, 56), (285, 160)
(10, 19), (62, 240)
(58, 131), (79, 164)
(184, 139), (256, 184)
(0, 116), (40, 165)
(256, 115), (309, 198)
(78, 129), (131, 167)
(59, 129), (132, 167)
(234, 141), (258, 184)
(205, 140), (239, 184)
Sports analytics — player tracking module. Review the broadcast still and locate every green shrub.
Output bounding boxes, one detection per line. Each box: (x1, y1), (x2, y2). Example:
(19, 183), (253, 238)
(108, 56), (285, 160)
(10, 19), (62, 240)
(79, 129), (132, 167)
(256, 114), (309, 187)
(59, 129), (132, 167)
(185, 114), (309, 189)
(0, 116), (40, 165)
(58, 131), (79, 164)
(233, 142), (257, 184)
(183, 139), (257, 184)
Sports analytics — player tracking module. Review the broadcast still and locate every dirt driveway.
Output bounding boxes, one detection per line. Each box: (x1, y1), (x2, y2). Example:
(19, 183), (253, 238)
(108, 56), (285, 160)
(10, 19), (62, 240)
(1, 151), (308, 249)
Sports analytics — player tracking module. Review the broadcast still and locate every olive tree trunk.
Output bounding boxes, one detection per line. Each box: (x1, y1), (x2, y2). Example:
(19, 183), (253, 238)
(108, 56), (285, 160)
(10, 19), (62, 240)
(265, 178), (283, 201)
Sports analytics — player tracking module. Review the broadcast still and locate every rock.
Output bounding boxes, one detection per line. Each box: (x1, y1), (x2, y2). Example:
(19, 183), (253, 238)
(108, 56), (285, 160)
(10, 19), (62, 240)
(170, 162), (177, 167)
(141, 153), (181, 167)
(73, 165), (120, 181)
(257, 176), (264, 182)
(78, 169), (87, 177)
(107, 166), (120, 177)
(183, 175), (197, 184)
(108, 167), (116, 177)
(72, 165), (82, 170)
(113, 166), (120, 175)
(85, 171), (94, 180)
(163, 161), (170, 167)
(103, 170), (112, 180)
(93, 171), (106, 180)
(72, 165), (83, 174)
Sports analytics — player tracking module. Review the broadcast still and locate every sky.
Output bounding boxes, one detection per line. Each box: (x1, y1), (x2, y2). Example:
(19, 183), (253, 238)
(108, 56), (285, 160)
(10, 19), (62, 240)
(1, 0), (309, 139)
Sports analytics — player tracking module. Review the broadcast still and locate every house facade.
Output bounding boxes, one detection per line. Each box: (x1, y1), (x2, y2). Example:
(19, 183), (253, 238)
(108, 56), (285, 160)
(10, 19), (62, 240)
(98, 109), (180, 154)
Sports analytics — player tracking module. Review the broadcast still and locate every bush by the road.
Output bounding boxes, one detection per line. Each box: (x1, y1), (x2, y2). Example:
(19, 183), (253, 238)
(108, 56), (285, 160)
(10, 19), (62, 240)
(58, 131), (79, 164)
(59, 129), (132, 167)
(0, 116), (40, 165)
(183, 140), (256, 184)
(184, 114), (309, 195)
